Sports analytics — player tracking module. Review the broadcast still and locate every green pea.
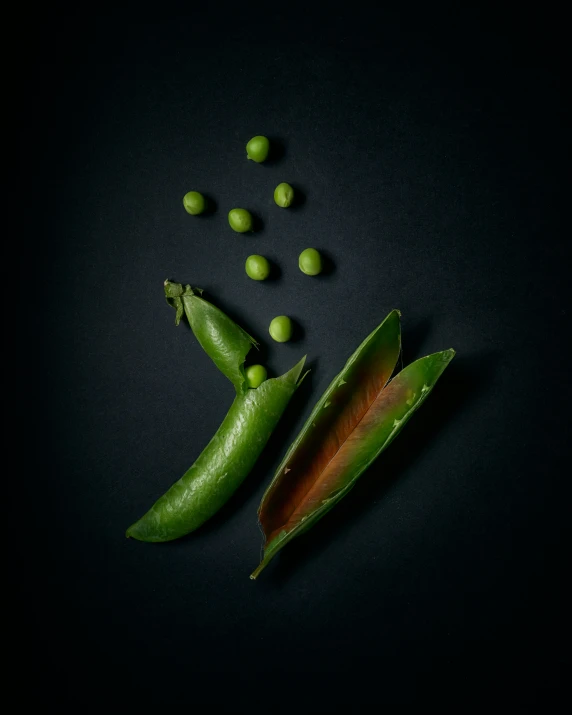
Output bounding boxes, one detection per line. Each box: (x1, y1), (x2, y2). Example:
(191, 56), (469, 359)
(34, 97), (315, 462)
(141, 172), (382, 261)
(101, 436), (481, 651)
(183, 191), (206, 215)
(245, 364), (268, 389)
(299, 248), (322, 276)
(274, 182), (294, 208)
(245, 254), (270, 281)
(246, 135), (270, 163)
(269, 315), (293, 343)
(228, 208), (253, 233)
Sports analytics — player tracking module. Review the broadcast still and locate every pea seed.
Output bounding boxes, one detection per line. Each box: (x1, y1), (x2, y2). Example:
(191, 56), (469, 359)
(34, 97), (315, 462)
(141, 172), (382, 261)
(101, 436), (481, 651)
(228, 208), (253, 233)
(299, 248), (322, 276)
(245, 364), (268, 388)
(274, 182), (294, 208)
(269, 316), (293, 343)
(246, 135), (270, 163)
(183, 191), (206, 215)
(245, 255), (270, 281)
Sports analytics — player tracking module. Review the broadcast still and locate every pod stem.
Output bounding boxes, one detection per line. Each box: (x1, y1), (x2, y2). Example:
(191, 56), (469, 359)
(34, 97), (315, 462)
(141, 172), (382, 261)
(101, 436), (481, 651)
(164, 280), (202, 325)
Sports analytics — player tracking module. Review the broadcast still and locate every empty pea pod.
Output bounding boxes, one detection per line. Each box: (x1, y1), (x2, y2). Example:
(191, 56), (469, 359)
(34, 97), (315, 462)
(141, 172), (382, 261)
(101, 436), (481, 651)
(126, 280), (308, 542)
(251, 311), (455, 578)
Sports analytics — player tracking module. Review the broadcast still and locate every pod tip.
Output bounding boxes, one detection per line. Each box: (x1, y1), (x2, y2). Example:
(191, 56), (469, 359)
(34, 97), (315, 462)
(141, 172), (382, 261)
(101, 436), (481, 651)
(250, 561), (267, 580)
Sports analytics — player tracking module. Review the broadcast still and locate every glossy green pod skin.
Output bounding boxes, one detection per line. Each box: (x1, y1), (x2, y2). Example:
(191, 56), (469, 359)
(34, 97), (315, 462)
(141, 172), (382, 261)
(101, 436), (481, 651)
(127, 357), (306, 542)
(126, 282), (307, 542)
(251, 310), (454, 578)
(165, 281), (256, 395)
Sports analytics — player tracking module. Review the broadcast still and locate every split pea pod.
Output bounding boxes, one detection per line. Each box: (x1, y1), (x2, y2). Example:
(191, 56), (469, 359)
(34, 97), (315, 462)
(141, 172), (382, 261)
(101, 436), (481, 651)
(126, 281), (307, 542)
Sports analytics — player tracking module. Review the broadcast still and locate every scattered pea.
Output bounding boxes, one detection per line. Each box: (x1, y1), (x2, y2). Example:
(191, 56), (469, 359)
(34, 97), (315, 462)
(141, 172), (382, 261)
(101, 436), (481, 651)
(298, 248), (322, 276)
(269, 316), (293, 343)
(246, 135), (270, 163)
(245, 364), (268, 389)
(183, 191), (206, 215)
(245, 255), (270, 281)
(228, 208), (253, 233)
(274, 182), (294, 208)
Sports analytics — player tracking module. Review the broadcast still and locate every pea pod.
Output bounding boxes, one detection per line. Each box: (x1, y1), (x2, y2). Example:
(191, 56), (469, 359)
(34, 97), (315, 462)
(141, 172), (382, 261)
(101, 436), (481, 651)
(251, 311), (454, 578)
(165, 281), (257, 394)
(126, 281), (307, 542)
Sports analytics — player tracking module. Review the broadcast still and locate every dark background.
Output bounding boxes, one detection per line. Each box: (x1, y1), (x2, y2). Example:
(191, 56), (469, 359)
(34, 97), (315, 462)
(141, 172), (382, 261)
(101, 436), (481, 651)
(25, 8), (566, 706)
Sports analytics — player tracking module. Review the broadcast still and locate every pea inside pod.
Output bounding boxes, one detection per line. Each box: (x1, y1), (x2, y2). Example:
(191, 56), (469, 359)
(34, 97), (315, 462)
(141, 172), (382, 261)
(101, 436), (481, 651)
(246, 365), (267, 388)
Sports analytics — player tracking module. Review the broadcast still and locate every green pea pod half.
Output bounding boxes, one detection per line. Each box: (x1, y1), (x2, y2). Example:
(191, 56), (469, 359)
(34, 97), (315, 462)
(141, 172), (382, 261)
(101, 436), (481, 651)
(165, 280), (257, 395)
(126, 282), (308, 543)
(251, 310), (454, 578)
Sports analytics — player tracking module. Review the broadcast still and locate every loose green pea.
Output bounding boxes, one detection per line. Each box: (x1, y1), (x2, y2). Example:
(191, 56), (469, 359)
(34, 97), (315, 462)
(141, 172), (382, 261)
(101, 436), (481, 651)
(228, 208), (253, 233)
(245, 364), (268, 389)
(245, 254), (270, 281)
(269, 315), (293, 343)
(274, 182), (294, 208)
(183, 191), (206, 215)
(246, 135), (270, 163)
(299, 248), (322, 276)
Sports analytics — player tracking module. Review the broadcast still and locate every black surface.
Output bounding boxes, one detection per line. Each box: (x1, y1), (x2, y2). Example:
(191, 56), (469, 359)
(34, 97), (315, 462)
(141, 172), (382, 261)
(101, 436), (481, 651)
(25, 10), (566, 705)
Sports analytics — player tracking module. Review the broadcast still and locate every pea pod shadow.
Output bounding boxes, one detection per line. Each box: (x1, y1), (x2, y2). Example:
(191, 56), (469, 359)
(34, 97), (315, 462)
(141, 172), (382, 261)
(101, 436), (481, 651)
(314, 249), (336, 278)
(201, 194), (218, 216)
(265, 136), (288, 165)
(258, 349), (498, 585)
(288, 184), (307, 211)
